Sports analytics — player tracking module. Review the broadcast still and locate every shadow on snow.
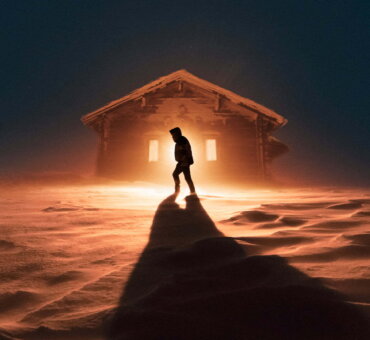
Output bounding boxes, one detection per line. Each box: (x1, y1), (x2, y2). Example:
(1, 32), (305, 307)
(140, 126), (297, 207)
(107, 194), (369, 340)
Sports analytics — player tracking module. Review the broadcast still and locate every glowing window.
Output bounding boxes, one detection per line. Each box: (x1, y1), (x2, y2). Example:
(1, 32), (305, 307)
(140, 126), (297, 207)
(206, 139), (217, 161)
(148, 140), (159, 162)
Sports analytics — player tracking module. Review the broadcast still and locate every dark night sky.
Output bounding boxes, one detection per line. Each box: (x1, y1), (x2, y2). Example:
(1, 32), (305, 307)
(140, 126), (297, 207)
(1, 0), (369, 185)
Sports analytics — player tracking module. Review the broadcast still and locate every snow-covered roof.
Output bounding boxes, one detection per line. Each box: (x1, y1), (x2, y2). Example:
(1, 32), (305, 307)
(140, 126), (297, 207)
(81, 69), (287, 126)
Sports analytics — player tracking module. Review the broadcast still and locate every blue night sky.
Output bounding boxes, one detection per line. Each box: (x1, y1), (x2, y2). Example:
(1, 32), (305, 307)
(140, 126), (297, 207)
(1, 0), (369, 185)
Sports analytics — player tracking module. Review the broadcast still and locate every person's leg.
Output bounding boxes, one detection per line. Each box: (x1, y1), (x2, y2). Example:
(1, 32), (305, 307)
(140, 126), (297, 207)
(183, 166), (196, 193)
(172, 163), (182, 193)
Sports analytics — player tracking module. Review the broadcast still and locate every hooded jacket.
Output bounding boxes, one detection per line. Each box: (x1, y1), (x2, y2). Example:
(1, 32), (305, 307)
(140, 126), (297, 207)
(175, 136), (194, 165)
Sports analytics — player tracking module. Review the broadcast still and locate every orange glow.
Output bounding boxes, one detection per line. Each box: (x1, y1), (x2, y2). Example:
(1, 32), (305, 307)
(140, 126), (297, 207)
(148, 140), (159, 162)
(206, 139), (217, 161)
(149, 131), (219, 185)
(162, 130), (200, 166)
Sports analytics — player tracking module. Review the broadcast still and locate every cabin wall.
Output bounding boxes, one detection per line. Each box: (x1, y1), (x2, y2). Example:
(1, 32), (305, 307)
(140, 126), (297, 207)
(96, 123), (260, 182)
(91, 81), (283, 183)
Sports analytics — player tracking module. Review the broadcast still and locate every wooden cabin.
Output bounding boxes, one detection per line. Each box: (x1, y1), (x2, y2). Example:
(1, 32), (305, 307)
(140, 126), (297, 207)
(81, 70), (288, 183)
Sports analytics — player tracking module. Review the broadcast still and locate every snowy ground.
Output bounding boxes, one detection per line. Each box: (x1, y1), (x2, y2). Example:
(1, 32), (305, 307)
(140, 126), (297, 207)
(0, 184), (369, 339)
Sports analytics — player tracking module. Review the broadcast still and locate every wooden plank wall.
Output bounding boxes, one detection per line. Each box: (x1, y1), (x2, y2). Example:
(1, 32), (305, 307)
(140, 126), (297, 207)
(92, 81), (267, 181)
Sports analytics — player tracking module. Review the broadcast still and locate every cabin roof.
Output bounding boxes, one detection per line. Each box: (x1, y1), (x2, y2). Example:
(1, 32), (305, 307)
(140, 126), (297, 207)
(81, 69), (287, 126)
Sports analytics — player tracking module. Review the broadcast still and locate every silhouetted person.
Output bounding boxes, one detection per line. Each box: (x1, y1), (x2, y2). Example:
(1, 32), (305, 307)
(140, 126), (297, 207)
(170, 127), (196, 194)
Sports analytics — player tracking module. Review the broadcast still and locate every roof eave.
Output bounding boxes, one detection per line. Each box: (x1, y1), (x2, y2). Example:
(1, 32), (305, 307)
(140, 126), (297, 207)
(80, 69), (287, 126)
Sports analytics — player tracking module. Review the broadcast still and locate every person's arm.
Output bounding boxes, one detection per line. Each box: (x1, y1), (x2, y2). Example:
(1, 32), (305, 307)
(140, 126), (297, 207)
(183, 142), (193, 165)
(179, 146), (188, 165)
(184, 143), (192, 158)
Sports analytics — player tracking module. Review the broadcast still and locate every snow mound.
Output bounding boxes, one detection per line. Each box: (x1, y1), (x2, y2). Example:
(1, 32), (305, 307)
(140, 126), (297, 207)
(0, 240), (16, 251)
(328, 202), (363, 210)
(0, 291), (40, 313)
(224, 210), (279, 223)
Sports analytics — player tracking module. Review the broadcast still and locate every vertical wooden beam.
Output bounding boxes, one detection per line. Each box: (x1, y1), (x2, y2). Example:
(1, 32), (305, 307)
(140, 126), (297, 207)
(214, 93), (221, 112)
(96, 114), (111, 176)
(96, 120), (105, 175)
(141, 95), (147, 108)
(102, 115), (111, 152)
(255, 114), (266, 180)
(178, 81), (183, 92)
